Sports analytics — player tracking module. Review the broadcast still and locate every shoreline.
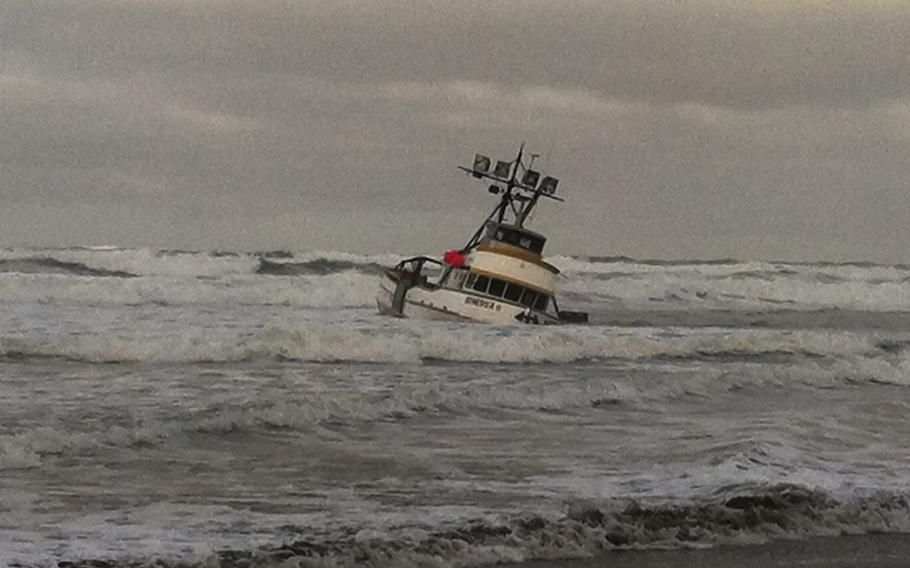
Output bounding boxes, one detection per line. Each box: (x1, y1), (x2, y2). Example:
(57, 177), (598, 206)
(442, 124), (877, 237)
(490, 533), (910, 568)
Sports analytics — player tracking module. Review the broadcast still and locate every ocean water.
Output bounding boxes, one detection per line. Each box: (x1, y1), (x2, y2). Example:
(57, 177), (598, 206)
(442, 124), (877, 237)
(2, 247), (910, 567)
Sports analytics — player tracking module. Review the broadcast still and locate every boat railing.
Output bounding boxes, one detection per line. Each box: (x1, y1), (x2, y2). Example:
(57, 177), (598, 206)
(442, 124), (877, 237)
(390, 256), (445, 289)
(393, 256), (444, 272)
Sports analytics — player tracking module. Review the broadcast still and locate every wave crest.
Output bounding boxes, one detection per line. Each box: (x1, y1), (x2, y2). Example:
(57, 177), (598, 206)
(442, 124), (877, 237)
(0, 326), (886, 365)
(256, 257), (385, 276)
(0, 257), (135, 278)
(56, 484), (910, 568)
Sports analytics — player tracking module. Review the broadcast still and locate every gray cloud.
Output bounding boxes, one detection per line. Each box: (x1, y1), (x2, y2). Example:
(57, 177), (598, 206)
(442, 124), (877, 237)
(6, 1), (909, 109)
(1, 0), (909, 260)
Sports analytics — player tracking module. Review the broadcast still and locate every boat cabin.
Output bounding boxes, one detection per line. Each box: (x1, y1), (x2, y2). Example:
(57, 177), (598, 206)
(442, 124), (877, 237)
(427, 220), (554, 313)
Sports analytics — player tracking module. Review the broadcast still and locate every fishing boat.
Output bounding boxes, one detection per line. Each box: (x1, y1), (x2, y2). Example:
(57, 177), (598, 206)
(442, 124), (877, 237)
(377, 146), (588, 325)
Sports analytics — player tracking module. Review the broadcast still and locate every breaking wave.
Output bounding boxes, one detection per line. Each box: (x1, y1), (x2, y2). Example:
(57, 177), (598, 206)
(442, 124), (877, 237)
(568, 255), (910, 270)
(256, 257), (385, 276)
(48, 484), (910, 568)
(0, 325), (888, 365)
(552, 258), (910, 312)
(0, 271), (379, 307)
(4, 247), (910, 311)
(581, 255), (742, 266)
(8, 359), (909, 472)
(0, 248), (401, 279)
(0, 257), (135, 278)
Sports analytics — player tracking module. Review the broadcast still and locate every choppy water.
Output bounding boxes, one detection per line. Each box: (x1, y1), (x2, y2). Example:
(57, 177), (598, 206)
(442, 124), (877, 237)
(2, 247), (910, 567)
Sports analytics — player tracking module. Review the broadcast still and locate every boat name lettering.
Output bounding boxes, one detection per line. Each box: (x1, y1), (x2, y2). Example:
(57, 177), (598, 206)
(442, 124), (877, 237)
(464, 296), (501, 311)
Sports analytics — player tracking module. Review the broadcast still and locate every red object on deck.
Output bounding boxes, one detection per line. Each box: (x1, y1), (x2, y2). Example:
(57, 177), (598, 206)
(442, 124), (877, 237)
(443, 250), (466, 267)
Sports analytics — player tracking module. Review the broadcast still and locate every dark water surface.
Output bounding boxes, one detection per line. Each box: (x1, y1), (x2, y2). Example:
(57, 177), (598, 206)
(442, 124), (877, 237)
(2, 247), (909, 566)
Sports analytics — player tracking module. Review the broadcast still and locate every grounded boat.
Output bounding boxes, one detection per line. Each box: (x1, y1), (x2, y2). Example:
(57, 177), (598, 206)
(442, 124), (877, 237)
(377, 146), (588, 325)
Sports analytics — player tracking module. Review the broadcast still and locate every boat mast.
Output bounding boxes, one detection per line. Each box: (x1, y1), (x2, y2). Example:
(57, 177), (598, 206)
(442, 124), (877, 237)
(457, 144), (562, 250)
(460, 145), (522, 250)
(496, 144), (524, 224)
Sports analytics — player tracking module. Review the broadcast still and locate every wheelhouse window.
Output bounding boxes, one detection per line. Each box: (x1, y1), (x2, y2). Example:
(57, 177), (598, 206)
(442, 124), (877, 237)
(488, 278), (506, 297)
(486, 224), (546, 254)
(504, 282), (522, 302)
(468, 271), (550, 312)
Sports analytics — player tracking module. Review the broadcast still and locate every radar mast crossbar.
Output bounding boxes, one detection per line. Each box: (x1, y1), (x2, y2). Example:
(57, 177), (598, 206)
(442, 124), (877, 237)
(456, 144), (564, 251)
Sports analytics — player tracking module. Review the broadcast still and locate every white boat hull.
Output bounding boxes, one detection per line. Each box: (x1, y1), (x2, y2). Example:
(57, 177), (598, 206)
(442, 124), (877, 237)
(377, 276), (558, 325)
(374, 146), (588, 326)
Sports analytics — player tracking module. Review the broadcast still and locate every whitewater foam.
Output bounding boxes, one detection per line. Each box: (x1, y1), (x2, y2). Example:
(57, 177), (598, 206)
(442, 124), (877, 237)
(44, 485), (910, 568)
(4, 248), (910, 312)
(0, 324), (892, 367)
(3, 327), (907, 472)
(0, 248), (403, 279)
(5, 247), (910, 568)
(0, 271), (379, 307)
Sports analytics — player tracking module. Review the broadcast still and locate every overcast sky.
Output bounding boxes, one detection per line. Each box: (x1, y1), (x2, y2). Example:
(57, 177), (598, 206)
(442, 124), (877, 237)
(2, 1), (909, 262)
